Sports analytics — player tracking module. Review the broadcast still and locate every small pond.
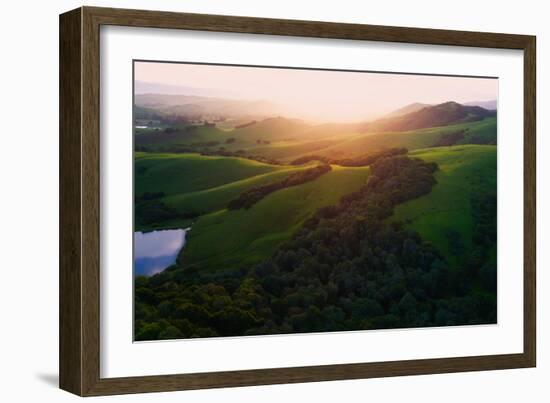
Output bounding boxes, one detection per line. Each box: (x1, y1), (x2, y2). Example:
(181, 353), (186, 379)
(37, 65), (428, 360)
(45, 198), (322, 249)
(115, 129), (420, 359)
(134, 228), (190, 277)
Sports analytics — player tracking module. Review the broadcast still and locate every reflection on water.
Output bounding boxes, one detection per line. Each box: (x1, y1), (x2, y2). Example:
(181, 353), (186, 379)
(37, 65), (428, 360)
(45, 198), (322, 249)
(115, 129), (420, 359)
(134, 228), (190, 277)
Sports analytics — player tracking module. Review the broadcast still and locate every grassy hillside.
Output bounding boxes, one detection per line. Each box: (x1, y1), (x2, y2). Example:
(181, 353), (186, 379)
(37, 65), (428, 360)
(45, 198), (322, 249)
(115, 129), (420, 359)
(164, 165), (314, 215)
(230, 117), (310, 142)
(135, 153), (284, 196)
(135, 114), (495, 163)
(180, 165), (370, 271)
(246, 139), (342, 161)
(391, 144), (497, 267)
(458, 117), (497, 144)
(232, 117), (495, 162)
(135, 125), (232, 149)
(307, 117), (496, 159)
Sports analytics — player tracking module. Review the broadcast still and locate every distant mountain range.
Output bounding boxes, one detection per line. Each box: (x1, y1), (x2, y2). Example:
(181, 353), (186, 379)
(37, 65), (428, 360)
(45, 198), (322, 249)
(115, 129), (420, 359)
(464, 100), (497, 110)
(136, 93), (497, 134)
(386, 100), (497, 118)
(135, 93), (282, 120)
(135, 81), (229, 98)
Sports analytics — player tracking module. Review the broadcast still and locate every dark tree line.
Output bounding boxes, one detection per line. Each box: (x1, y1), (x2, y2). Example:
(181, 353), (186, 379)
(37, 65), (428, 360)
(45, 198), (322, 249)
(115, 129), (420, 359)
(290, 148), (407, 167)
(432, 130), (466, 147)
(235, 120), (257, 129)
(134, 155), (496, 340)
(135, 200), (179, 227)
(289, 155), (332, 165)
(135, 191), (201, 228)
(199, 149), (283, 166)
(134, 144), (284, 166)
(333, 147), (408, 167)
(228, 164), (332, 210)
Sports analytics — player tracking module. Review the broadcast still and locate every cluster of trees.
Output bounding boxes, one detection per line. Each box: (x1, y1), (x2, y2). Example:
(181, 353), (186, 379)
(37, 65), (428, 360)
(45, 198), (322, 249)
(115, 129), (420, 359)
(136, 191), (165, 201)
(134, 105), (165, 122)
(134, 105), (195, 127)
(433, 130), (466, 147)
(135, 145), (154, 152)
(334, 147), (408, 167)
(290, 148), (407, 167)
(199, 149), (283, 165)
(235, 120), (257, 129)
(135, 193), (179, 227)
(134, 143), (284, 166)
(469, 189), (497, 292)
(432, 128), (497, 147)
(289, 155), (331, 165)
(467, 133), (497, 146)
(228, 164), (332, 210)
(188, 140), (221, 148)
(135, 145), (194, 153)
(135, 192), (201, 228)
(134, 154), (496, 340)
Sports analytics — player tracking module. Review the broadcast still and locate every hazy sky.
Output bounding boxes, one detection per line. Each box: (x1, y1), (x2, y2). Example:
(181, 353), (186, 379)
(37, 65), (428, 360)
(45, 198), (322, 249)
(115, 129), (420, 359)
(135, 61), (498, 122)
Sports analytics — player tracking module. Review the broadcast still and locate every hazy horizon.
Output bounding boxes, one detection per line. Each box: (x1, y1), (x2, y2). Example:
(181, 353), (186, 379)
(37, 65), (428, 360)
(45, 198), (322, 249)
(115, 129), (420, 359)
(135, 61), (498, 123)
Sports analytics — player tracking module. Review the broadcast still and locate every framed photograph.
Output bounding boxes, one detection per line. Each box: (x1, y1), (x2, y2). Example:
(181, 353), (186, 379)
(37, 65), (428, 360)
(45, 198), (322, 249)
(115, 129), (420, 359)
(59, 6), (536, 396)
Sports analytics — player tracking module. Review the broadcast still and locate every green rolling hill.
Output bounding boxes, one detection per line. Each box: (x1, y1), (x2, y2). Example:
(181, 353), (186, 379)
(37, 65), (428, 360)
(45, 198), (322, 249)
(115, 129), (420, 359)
(391, 144), (497, 267)
(163, 164), (314, 216)
(179, 165), (370, 271)
(135, 143), (497, 268)
(302, 117), (496, 160)
(135, 125), (232, 149)
(135, 152), (284, 196)
(244, 138), (342, 160)
(134, 102), (496, 163)
(230, 117), (310, 142)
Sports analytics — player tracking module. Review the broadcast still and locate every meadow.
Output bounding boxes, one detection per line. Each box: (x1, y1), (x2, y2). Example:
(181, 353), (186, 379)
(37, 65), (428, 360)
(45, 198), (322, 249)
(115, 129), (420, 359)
(180, 164), (370, 271)
(392, 144), (497, 267)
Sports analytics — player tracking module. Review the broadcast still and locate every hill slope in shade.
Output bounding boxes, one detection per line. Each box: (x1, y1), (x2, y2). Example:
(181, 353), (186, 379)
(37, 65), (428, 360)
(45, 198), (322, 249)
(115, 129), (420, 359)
(135, 153), (284, 196)
(179, 165), (370, 271)
(164, 164), (315, 216)
(364, 101), (496, 133)
(391, 144), (496, 267)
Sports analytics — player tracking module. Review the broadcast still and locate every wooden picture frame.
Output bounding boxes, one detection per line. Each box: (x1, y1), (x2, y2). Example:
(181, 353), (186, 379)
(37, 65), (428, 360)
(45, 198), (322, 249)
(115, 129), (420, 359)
(59, 6), (536, 396)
